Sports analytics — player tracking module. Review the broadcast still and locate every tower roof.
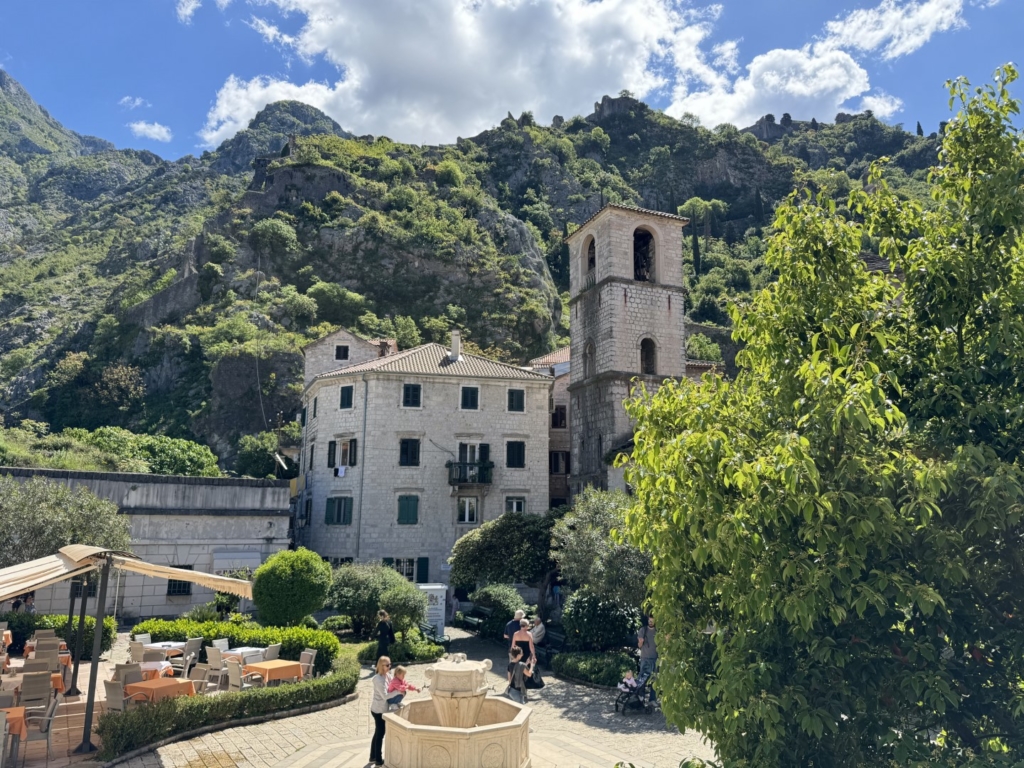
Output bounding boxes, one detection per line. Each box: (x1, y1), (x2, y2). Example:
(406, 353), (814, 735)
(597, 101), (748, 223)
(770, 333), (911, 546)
(565, 204), (690, 243)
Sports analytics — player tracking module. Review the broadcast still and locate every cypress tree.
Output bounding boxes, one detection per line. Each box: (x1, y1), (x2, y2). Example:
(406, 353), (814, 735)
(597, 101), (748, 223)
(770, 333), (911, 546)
(916, 121), (924, 136)
(691, 225), (701, 277)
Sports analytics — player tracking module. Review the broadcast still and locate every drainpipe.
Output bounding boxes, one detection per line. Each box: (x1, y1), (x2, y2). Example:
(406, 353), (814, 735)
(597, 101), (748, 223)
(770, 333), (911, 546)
(355, 374), (369, 559)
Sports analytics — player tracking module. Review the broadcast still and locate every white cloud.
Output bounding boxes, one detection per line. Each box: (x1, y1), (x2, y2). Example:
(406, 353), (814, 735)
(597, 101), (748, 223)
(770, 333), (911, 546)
(128, 121), (173, 142)
(118, 96), (149, 110)
(176, 0), (201, 24)
(214, 0), (233, 8)
(197, 0), (974, 147)
(860, 91), (904, 118)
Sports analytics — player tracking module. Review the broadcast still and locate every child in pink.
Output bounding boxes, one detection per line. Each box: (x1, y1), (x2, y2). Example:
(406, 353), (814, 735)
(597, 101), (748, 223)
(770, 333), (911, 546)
(387, 665), (420, 710)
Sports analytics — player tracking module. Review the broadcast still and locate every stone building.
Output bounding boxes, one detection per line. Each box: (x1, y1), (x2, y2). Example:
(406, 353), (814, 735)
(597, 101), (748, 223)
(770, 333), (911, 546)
(0, 467), (290, 620)
(566, 205), (691, 492)
(295, 330), (552, 583)
(529, 346), (571, 508)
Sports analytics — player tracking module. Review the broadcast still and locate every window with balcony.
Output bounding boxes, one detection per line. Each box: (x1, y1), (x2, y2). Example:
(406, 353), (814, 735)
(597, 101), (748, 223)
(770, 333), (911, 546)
(449, 443), (491, 484)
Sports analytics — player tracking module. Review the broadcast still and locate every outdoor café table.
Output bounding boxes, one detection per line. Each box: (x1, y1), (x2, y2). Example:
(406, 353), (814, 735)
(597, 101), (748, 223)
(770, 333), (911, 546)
(143, 641), (186, 658)
(26, 650), (72, 668)
(222, 646), (265, 661)
(138, 661), (173, 680)
(0, 672), (64, 694)
(23, 639), (67, 654)
(1, 706), (26, 764)
(124, 678), (196, 703)
(243, 659), (302, 685)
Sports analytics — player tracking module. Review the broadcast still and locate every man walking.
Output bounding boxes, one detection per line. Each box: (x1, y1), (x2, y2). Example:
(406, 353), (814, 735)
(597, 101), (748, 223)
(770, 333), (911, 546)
(637, 615), (658, 702)
(504, 610), (525, 645)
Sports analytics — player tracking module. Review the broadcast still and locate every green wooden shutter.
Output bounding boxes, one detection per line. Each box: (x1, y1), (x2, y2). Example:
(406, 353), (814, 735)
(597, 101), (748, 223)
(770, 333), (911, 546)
(327, 441), (337, 468)
(349, 438), (358, 466)
(301, 407), (307, 426)
(416, 557), (429, 584)
(325, 498), (336, 525)
(398, 495), (419, 524)
(341, 497), (353, 525)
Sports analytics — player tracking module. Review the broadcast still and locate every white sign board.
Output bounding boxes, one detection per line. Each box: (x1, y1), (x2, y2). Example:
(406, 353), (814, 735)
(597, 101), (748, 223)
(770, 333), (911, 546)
(418, 583), (447, 639)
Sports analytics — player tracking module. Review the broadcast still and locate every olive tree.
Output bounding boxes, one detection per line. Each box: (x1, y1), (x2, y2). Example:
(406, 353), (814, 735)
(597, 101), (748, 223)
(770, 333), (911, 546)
(625, 66), (1024, 766)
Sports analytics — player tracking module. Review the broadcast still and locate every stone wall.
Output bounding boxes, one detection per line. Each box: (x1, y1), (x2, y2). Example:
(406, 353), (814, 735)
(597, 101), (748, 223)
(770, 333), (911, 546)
(302, 328), (382, 385)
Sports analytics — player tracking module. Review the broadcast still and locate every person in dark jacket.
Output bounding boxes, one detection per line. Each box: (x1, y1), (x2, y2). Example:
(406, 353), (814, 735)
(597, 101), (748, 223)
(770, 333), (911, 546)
(376, 610), (396, 660)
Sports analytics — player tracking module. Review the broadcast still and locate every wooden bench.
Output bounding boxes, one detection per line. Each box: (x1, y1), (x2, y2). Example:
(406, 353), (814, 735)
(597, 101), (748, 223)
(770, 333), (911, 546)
(419, 622), (451, 651)
(461, 606), (493, 632)
(536, 629), (566, 668)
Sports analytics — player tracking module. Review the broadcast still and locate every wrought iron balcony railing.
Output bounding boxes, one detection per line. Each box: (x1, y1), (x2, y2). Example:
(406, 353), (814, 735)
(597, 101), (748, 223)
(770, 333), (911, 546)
(446, 461), (494, 485)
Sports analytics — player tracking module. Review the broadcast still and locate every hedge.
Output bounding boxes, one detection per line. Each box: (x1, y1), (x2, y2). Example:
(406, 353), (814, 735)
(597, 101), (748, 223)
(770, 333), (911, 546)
(551, 651), (637, 688)
(130, 619), (341, 676)
(95, 657), (360, 760)
(468, 585), (527, 641)
(560, 589), (641, 652)
(355, 628), (444, 665)
(0, 612), (116, 659)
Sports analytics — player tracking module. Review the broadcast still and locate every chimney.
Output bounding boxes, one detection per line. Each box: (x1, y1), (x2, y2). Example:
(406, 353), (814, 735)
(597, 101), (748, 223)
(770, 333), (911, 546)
(449, 330), (462, 362)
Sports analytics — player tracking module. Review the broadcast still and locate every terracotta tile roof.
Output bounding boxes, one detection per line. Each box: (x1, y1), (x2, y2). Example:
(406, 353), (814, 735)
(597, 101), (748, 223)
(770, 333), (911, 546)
(566, 204), (690, 242)
(313, 343), (552, 382)
(529, 346), (570, 366)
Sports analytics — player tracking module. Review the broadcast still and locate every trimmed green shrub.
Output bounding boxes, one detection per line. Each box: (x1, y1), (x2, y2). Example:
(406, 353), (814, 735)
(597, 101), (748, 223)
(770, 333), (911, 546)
(129, 619), (340, 676)
(468, 584), (524, 640)
(328, 562), (409, 636)
(355, 629), (444, 664)
(551, 651), (637, 688)
(181, 602), (219, 622)
(298, 615), (319, 629)
(319, 615), (351, 634)
(0, 613), (115, 659)
(252, 548), (332, 627)
(95, 658), (359, 760)
(560, 589), (641, 652)
(379, 586), (426, 640)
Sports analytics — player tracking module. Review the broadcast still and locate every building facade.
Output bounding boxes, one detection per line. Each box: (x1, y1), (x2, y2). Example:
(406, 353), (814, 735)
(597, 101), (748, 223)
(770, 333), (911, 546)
(530, 346), (571, 508)
(566, 205), (690, 492)
(295, 330), (552, 583)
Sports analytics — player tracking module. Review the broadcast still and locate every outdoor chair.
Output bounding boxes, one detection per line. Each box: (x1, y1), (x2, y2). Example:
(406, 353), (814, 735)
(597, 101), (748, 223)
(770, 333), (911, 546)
(188, 663), (210, 694)
(34, 651), (60, 674)
(128, 641), (145, 664)
(212, 638), (229, 652)
(0, 711), (7, 768)
(204, 647), (227, 690)
(33, 640), (60, 654)
(113, 663), (141, 682)
(121, 669), (143, 687)
(0, 693), (14, 708)
(103, 680), (148, 712)
(143, 650), (166, 662)
(171, 652), (195, 679)
(22, 694), (61, 766)
(0, 653), (8, 671)
(241, 653), (264, 685)
(22, 661), (48, 674)
(225, 660), (258, 693)
(263, 643), (281, 661)
(31, 629), (55, 640)
(18, 672), (51, 711)
(133, 633), (152, 645)
(299, 650), (317, 680)
(172, 639), (201, 675)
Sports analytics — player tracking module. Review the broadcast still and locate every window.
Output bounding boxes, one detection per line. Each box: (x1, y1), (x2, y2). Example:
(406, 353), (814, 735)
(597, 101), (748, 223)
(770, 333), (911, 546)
(339, 438), (358, 467)
(641, 338), (657, 375)
(403, 383), (422, 408)
(301, 407), (307, 427)
(457, 497), (478, 524)
(166, 565), (193, 597)
(550, 451), (570, 475)
(399, 439), (420, 467)
(340, 385), (354, 409)
(392, 558), (416, 580)
(586, 237), (596, 273)
(551, 497), (567, 509)
(398, 495), (419, 524)
(461, 386), (479, 410)
(551, 405), (567, 429)
(335, 345), (349, 361)
(313, 397), (318, 418)
(506, 441), (526, 469)
(383, 557), (429, 582)
(583, 344), (594, 379)
(308, 443), (315, 469)
(507, 389), (525, 412)
(633, 228), (654, 281)
(325, 497), (353, 525)
(71, 579), (97, 599)
(303, 497), (312, 521)
(325, 556), (354, 567)
(327, 441), (337, 468)
(505, 496), (526, 514)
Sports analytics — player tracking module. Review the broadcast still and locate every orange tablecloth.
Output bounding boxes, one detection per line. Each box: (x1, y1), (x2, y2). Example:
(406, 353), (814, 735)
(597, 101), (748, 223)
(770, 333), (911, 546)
(0, 706), (26, 739)
(124, 678), (196, 703)
(243, 659), (302, 684)
(0, 673), (65, 694)
(2, 630), (12, 647)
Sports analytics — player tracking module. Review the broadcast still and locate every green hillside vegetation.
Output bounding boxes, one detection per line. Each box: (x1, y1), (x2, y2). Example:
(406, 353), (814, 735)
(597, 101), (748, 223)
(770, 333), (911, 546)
(0, 73), (945, 470)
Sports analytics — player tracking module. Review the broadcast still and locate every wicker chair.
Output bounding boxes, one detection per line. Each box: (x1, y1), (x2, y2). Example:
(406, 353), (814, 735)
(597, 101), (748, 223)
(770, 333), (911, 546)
(103, 680), (148, 712)
(23, 694), (62, 765)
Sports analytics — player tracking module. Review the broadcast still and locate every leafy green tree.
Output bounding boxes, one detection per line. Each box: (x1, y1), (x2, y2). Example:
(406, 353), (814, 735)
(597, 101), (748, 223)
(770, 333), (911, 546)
(0, 476), (131, 569)
(551, 487), (650, 609)
(685, 332), (722, 362)
(251, 548), (332, 627)
(236, 431), (280, 478)
(305, 281), (367, 327)
(328, 562), (410, 636)
(625, 65), (1024, 766)
(679, 197), (728, 252)
(434, 160), (465, 188)
(393, 316), (421, 349)
(82, 427), (220, 477)
(249, 217), (300, 262)
(380, 586), (427, 641)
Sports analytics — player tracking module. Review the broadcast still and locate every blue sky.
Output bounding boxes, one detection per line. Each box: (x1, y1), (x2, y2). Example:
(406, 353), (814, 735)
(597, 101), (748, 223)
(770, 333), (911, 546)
(0, 0), (1017, 160)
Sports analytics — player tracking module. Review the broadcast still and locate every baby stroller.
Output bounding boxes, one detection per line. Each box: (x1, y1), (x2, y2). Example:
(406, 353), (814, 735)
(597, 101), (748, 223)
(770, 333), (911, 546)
(615, 671), (656, 715)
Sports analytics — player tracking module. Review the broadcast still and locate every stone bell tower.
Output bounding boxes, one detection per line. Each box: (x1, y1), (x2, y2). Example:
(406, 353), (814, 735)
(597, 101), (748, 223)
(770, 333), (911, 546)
(566, 204), (689, 492)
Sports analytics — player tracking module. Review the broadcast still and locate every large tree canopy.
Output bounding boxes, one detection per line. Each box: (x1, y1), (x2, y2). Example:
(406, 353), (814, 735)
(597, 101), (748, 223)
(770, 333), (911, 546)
(626, 66), (1024, 766)
(0, 476), (131, 569)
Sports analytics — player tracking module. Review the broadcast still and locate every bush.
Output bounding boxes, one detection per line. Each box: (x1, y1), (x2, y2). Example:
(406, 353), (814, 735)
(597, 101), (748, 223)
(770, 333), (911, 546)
(434, 160), (465, 188)
(0, 613), (115, 659)
(319, 615), (351, 634)
(328, 563), (409, 636)
(95, 658), (359, 760)
(551, 651), (637, 688)
(560, 589), (641, 652)
(129, 619), (341, 676)
(252, 548), (332, 627)
(355, 629), (444, 664)
(379, 586), (426, 639)
(468, 584), (524, 640)
(181, 603), (219, 623)
(298, 615), (319, 629)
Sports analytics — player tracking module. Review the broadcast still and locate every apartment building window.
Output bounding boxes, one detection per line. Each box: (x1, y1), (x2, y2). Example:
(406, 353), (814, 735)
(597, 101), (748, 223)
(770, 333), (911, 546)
(403, 384), (422, 408)
(505, 496), (526, 514)
(551, 405), (567, 429)
(393, 558), (416, 580)
(308, 443), (315, 469)
(506, 441), (526, 469)
(398, 495), (419, 524)
(335, 345), (349, 361)
(550, 497), (567, 509)
(325, 497), (353, 525)
(340, 385), (354, 409)
(460, 386), (479, 410)
(507, 389), (525, 412)
(339, 439), (358, 467)
(399, 439), (420, 467)
(313, 397), (318, 418)
(166, 565), (193, 597)
(301, 407), (307, 427)
(384, 557), (429, 583)
(457, 497), (478, 524)
(549, 451), (570, 475)
(71, 579), (97, 599)
(303, 497), (312, 521)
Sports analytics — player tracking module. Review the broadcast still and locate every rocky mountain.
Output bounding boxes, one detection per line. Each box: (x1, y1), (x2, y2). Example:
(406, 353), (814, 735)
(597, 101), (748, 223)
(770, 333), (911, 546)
(0, 74), (942, 470)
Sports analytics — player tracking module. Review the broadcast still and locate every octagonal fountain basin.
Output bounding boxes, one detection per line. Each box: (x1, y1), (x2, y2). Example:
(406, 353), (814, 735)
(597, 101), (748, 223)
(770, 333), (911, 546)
(383, 696), (530, 768)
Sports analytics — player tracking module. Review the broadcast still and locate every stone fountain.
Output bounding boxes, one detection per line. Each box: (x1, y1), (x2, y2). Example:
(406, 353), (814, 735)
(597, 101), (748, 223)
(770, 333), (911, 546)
(383, 653), (531, 768)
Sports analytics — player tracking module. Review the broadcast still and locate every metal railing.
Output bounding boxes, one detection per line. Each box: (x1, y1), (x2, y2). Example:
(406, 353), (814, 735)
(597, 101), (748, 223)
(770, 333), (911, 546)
(445, 461), (494, 485)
